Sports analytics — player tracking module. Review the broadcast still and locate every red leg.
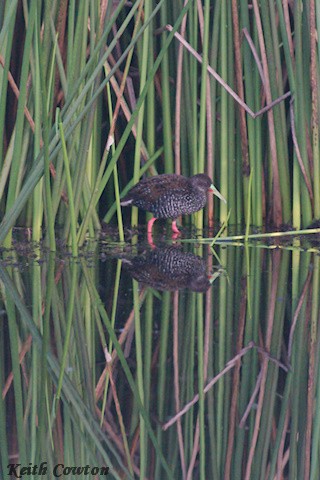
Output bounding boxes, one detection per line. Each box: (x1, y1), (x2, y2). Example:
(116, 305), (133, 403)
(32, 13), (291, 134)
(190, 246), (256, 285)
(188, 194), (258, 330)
(147, 231), (156, 248)
(171, 220), (181, 235)
(147, 217), (157, 233)
(147, 217), (157, 248)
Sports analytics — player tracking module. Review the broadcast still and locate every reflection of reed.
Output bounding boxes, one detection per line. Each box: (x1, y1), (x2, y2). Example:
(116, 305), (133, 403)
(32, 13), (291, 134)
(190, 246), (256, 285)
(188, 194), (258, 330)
(1, 244), (319, 479)
(122, 246), (215, 292)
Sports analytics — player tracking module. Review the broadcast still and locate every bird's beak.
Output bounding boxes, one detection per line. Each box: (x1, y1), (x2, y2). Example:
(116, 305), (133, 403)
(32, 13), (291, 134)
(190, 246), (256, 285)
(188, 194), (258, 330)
(209, 184), (227, 203)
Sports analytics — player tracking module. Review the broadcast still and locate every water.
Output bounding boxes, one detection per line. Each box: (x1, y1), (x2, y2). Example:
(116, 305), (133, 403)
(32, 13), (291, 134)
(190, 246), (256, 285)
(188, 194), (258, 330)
(1, 229), (320, 479)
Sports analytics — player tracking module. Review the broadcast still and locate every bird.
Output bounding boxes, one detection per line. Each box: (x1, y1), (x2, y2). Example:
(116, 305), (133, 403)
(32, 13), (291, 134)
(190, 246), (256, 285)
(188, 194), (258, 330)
(120, 173), (226, 238)
(121, 245), (218, 292)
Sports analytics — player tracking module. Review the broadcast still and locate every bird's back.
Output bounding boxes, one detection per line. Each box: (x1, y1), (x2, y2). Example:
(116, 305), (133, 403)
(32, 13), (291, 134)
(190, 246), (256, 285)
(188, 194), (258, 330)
(120, 174), (208, 218)
(121, 175), (189, 211)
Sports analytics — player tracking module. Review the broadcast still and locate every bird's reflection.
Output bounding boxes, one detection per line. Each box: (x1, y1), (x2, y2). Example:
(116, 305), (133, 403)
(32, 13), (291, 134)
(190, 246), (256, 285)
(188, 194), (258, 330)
(122, 245), (220, 292)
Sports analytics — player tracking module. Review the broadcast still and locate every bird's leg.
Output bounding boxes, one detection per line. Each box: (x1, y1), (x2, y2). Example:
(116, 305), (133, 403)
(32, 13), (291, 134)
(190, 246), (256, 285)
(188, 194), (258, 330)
(147, 217), (157, 233)
(171, 220), (181, 235)
(147, 217), (157, 248)
(147, 231), (156, 248)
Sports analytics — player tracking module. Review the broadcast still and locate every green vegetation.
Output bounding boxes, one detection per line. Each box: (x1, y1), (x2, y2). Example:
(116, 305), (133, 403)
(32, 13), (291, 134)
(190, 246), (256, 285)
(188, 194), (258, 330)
(0, 1), (319, 249)
(1, 2), (320, 479)
(1, 241), (320, 479)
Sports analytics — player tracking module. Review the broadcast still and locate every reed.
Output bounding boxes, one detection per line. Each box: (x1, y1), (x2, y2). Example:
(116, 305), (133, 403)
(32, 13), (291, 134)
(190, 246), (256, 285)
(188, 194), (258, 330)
(1, 2), (320, 479)
(0, 1), (319, 243)
(0, 239), (319, 477)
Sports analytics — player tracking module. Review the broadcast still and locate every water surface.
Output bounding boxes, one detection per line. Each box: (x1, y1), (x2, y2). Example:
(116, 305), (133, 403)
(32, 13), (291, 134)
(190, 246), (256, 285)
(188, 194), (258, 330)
(1, 228), (319, 479)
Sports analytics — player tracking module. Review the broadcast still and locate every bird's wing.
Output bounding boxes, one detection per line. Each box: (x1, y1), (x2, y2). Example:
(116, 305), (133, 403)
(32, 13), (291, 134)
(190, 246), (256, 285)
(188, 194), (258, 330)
(131, 175), (188, 201)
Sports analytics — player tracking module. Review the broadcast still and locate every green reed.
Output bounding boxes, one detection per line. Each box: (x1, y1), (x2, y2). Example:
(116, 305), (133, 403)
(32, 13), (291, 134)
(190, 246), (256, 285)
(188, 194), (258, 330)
(1, 236), (320, 478)
(0, 1), (319, 246)
(1, 2), (320, 479)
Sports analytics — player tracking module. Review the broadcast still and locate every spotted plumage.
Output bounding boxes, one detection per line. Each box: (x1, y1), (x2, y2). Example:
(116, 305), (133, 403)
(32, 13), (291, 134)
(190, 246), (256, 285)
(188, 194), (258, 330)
(122, 246), (213, 292)
(120, 173), (226, 238)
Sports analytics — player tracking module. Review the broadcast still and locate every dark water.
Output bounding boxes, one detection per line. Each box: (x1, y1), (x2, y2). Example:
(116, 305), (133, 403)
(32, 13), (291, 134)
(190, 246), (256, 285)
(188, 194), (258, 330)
(1, 229), (320, 479)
